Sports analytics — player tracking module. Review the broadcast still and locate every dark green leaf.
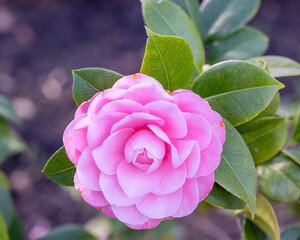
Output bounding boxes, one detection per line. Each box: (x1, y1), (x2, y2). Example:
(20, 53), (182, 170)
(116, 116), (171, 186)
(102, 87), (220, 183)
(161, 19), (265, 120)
(192, 61), (284, 126)
(292, 104), (300, 142)
(200, 0), (261, 42)
(281, 226), (300, 240)
(282, 147), (300, 166)
(205, 183), (245, 210)
(0, 94), (20, 124)
(8, 214), (24, 240)
(0, 212), (9, 240)
(0, 170), (10, 191)
(237, 116), (287, 164)
(243, 217), (270, 240)
(215, 119), (256, 217)
(37, 225), (96, 240)
(208, 27), (268, 64)
(72, 68), (123, 106)
(257, 155), (300, 202)
(43, 147), (76, 187)
(248, 56), (300, 78)
(141, 28), (194, 91)
(0, 184), (14, 228)
(141, 0), (205, 73)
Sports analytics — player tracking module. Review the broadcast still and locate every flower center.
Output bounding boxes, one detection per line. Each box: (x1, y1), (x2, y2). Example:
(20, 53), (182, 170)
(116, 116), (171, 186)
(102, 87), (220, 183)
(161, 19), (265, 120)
(133, 148), (154, 170)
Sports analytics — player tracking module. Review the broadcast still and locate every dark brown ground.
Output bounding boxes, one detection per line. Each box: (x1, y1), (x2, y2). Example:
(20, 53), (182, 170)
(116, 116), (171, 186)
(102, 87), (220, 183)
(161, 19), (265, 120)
(0, 0), (300, 239)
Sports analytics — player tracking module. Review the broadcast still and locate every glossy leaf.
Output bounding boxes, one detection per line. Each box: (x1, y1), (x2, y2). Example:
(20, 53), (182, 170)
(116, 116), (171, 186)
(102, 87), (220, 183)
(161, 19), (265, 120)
(43, 147), (76, 187)
(192, 61), (284, 126)
(282, 147), (300, 166)
(255, 92), (280, 118)
(8, 214), (24, 240)
(205, 183), (245, 210)
(292, 104), (300, 142)
(281, 226), (300, 240)
(237, 116), (286, 164)
(200, 0), (261, 42)
(141, 0), (205, 73)
(243, 217), (270, 240)
(215, 119), (256, 217)
(238, 194), (280, 240)
(0, 212), (9, 240)
(0, 184), (14, 229)
(37, 225), (96, 240)
(0, 170), (10, 191)
(257, 156), (300, 202)
(208, 27), (268, 64)
(141, 28), (194, 91)
(73, 68), (123, 106)
(0, 94), (20, 124)
(248, 56), (300, 78)
(170, 0), (205, 40)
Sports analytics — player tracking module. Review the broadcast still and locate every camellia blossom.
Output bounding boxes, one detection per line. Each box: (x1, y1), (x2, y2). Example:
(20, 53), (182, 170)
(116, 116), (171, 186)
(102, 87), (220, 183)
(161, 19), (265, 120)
(63, 73), (226, 229)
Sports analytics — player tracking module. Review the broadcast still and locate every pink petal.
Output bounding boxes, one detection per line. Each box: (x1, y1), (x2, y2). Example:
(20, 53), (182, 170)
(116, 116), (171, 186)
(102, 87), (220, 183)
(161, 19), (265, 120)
(196, 134), (222, 177)
(171, 139), (196, 168)
(113, 73), (163, 90)
(103, 88), (126, 100)
(185, 142), (201, 178)
(197, 172), (215, 201)
(100, 174), (141, 206)
(172, 91), (212, 123)
(124, 83), (175, 105)
(92, 128), (135, 175)
(147, 124), (171, 144)
(111, 205), (149, 225)
(117, 161), (162, 198)
(136, 188), (182, 219)
(99, 99), (148, 114)
(72, 117), (89, 152)
(101, 205), (116, 218)
(172, 178), (199, 217)
(211, 111), (226, 145)
(77, 148), (101, 191)
(183, 112), (212, 150)
(87, 94), (110, 116)
(75, 94), (98, 118)
(111, 112), (164, 133)
(125, 219), (162, 230)
(152, 158), (186, 195)
(87, 112), (127, 149)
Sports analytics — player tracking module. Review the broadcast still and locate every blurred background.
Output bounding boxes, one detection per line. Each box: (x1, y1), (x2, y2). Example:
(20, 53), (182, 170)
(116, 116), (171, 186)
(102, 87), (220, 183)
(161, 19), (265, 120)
(0, 0), (300, 239)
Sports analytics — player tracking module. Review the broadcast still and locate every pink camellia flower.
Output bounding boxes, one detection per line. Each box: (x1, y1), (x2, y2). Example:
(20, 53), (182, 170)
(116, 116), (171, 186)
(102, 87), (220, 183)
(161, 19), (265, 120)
(63, 73), (226, 229)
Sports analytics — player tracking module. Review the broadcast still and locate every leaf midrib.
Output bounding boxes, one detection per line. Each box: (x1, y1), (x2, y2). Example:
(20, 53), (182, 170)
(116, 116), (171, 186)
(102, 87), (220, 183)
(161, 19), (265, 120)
(44, 165), (75, 176)
(74, 72), (100, 92)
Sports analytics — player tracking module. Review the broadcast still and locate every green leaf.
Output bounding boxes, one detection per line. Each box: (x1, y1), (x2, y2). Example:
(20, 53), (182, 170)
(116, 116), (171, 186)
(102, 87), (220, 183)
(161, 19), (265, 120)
(215, 119), (256, 217)
(140, 28), (194, 91)
(37, 225), (96, 240)
(257, 155), (300, 202)
(43, 147), (76, 187)
(72, 68), (123, 106)
(0, 212), (9, 240)
(8, 214), (24, 240)
(238, 194), (280, 240)
(208, 27), (269, 65)
(282, 147), (300, 166)
(0, 94), (20, 124)
(170, 0), (205, 40)
(243, 217), (270, 240)
(205, 183), (245, 210)
(248, 56), (300, 78)
(237, 116), (287, 164)
(281, 226), (300, 240)
(255, 92), (280, 118)
(0, 170), (10, 191)
(0, 184), (14, 228)
(141, 0), (205, 73)
(292, 104), (300, 142)
(200, 0), (261, 42)
(192, 60), (284, 126)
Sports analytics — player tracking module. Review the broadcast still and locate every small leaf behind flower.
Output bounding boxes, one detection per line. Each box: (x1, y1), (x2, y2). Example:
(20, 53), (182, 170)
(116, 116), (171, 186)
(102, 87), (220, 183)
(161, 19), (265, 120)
(243, 217), (270, 240)
(0, 212), (9, 240)
(43, 147), (76, 187)
(281, 226), (300, 240)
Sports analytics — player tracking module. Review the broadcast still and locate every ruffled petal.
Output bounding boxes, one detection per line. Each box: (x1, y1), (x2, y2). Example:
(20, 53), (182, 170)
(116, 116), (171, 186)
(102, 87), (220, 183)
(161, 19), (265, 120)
(171, 139), (196, 168)
(211, 111), (226, 145)
(111, 205), (149, 225)
(99, 99), (148, 114)
(147, 124), (171, 144)
(185, 142), (201, 178)
(87, 94), (110, 116)
(197, 172), (215, 201)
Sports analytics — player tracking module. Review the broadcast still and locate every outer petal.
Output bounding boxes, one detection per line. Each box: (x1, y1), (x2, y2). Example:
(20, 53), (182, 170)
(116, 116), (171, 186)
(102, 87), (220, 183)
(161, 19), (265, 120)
(136, 188), (182, 219)
(75, 93), (100, 118)
(100, 174), (141, 206)
(125, 219), (162, 230)
(183, 112), (212, 150)
(87, 94), (110, 116)
(172, 91), (212, 123)
(196, 134), (222, 177)
(112, 73), (163, 90)
(111, 205), (149, 225)
(101, 205), (116, 219)
(145, 101), (187, 139)
(87, 112), (127, 149)
(124, 83), (175, 105)
(211, 111), (226, 145)
(185, 142), (201, 178)
(171, 139), (196, 168)
(117, 161), (162, 198)
(77, 147), (101, 191)
(172, 178), (199, 217)
(197, 172), (215, 201)
(92, 128), (135, 175)
(99, 99), (148, 114)
(72, 117), (89, 152)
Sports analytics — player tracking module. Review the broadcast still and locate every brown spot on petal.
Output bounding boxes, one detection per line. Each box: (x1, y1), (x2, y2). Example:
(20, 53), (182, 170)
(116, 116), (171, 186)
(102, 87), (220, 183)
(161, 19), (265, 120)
(220, 121), (225, 128)
(132, 73), (138, 79)
(165, 90), (172, 95)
